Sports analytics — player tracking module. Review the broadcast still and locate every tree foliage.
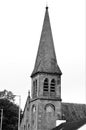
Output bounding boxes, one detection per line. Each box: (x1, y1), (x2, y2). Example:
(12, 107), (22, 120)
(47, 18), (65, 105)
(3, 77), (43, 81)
(0, 90), (23, 130)
(0, 89), (15, 102)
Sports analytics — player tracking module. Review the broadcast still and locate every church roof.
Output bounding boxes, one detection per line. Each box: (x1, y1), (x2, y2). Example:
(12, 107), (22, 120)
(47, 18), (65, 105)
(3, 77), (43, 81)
(52, 118), (86, 130)
(62, 102), (86, 122)
(51, 102), (86, 130)
(31, 7), (62, 77)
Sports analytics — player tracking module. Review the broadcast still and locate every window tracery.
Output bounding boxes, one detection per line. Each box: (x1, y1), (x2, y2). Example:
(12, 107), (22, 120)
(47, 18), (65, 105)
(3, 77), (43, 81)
(45, 104), (55, 123)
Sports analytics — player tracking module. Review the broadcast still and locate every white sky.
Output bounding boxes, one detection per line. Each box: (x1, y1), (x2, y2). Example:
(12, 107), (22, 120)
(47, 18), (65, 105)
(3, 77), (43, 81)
(0, 0), (85, 109)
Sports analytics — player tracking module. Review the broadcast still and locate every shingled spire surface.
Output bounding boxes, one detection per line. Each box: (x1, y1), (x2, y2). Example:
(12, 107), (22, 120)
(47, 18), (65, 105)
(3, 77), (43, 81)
(31, 7), (62, 77)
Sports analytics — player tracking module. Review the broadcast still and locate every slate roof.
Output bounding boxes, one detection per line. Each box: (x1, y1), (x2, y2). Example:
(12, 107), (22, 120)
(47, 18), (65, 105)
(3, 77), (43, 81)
(61, 102), (86, 122)
(51, 102), (86, 130)
(31, 7), (62, 77)
(52, 118), (86, 130)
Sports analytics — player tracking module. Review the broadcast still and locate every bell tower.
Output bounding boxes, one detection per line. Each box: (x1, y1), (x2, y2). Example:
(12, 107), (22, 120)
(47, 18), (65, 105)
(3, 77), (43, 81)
(30, 7), (62, 130)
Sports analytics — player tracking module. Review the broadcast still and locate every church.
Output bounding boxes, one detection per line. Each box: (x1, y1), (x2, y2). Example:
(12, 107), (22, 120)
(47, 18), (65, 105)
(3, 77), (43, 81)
(20, 7), (86, 130)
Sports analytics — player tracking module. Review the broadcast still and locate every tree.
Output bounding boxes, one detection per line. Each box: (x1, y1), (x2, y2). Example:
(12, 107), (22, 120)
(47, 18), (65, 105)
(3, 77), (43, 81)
(0, 90), (23, 130)
(0, 90), (15, 102)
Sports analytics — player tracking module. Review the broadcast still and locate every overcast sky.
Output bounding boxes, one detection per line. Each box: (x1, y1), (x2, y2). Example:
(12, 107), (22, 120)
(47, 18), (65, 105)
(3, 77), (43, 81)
(0, 0), (85, 109)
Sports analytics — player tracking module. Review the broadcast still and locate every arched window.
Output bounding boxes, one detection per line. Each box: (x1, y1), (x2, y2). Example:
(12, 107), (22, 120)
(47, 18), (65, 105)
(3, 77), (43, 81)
(43, 78), (49, 96)
(32, 105), (36, 113)
(50, 79), (55, 92)
(31, 105), (36, 127)
(45, 104), (55, 123)
(45, 104), (55, 112)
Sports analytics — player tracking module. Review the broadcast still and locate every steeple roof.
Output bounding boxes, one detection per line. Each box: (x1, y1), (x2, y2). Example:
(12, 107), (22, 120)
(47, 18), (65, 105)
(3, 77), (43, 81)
(31, 7), (62, 77)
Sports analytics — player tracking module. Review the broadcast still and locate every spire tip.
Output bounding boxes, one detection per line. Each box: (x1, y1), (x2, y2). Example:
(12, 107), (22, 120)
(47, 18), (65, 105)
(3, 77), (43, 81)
(46, 6), (48, 10)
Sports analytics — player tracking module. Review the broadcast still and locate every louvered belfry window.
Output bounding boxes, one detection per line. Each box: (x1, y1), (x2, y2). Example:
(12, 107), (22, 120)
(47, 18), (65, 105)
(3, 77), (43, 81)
(43, 78), (49, 96)
(50, 79), (55, 93)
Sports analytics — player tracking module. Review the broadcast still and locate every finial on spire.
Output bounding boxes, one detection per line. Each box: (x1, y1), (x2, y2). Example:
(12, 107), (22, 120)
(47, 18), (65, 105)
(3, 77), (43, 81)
(46, 0), (48, 10)
(28, 90), (30, 98)
(46, 6), (48, 10)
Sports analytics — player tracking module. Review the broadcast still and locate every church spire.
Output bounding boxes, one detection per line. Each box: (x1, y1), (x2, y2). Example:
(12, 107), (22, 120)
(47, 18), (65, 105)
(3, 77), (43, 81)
(31, 7), (62, 77)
